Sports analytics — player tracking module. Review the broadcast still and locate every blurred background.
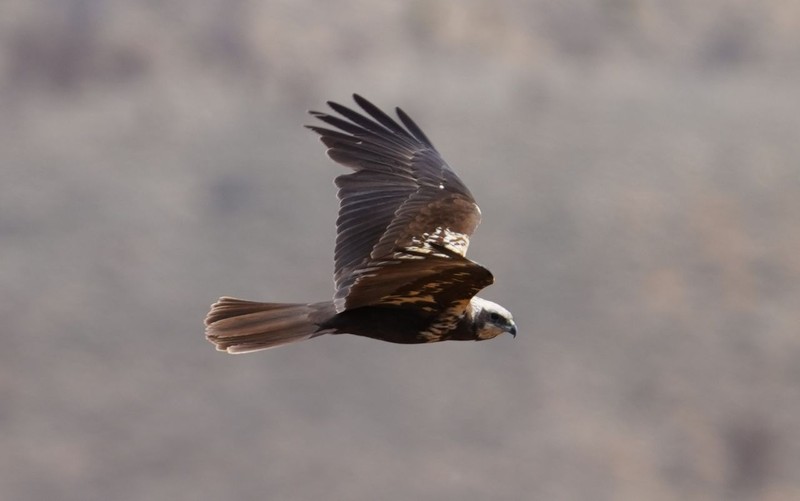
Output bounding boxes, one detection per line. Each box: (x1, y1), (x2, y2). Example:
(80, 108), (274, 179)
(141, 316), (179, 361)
(2, 1), (799, 500)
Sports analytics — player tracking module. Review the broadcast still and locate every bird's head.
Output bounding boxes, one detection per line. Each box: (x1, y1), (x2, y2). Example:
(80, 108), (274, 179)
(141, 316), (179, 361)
(470, 297), (517, 340)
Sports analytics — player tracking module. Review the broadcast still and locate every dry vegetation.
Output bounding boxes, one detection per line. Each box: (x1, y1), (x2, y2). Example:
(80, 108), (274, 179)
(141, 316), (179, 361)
(2, 1), (799, 500)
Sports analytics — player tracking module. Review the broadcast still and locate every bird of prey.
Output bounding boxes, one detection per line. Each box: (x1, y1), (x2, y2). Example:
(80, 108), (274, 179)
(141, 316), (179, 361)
(205, 94), (516, 353)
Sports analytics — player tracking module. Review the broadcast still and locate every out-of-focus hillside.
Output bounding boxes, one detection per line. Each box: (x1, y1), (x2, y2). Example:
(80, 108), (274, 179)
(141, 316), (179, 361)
(2, 2), (799, 500)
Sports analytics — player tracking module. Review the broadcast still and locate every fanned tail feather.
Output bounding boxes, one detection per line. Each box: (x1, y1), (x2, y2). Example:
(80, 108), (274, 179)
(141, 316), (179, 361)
(205, 297), (335, 353)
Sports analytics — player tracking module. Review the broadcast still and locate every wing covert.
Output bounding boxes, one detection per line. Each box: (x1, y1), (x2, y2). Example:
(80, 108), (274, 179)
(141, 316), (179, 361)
(336, 245), (494, 315)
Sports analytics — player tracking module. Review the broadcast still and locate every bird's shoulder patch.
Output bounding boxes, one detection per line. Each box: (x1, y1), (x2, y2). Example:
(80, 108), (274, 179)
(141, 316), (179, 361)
(417, 299), (471, 342)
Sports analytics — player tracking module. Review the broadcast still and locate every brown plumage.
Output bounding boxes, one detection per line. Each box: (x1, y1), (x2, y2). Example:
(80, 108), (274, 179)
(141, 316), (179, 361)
(205, 95), (516, 353)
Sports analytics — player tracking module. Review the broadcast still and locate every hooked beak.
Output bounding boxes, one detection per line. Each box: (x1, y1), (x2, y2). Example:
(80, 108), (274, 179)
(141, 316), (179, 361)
(508, 322), (517, 338)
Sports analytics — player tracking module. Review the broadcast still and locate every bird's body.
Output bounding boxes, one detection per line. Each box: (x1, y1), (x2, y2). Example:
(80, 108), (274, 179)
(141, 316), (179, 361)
(205, 95), (516, 353)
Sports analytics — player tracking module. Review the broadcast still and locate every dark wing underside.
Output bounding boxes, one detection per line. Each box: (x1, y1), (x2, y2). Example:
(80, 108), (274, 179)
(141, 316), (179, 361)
(307, 95), (488, 313)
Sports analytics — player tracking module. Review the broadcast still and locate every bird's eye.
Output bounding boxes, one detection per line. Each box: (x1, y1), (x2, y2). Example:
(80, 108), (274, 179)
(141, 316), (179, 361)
(489, 312), (501, 322)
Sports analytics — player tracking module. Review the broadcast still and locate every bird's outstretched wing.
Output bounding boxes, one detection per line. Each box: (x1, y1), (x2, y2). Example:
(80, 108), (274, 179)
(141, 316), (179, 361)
(308, 95), (487, 312)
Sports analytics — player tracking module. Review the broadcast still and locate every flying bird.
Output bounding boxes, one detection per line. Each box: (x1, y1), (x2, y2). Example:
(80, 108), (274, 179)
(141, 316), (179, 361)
(205, 94), (516, 353)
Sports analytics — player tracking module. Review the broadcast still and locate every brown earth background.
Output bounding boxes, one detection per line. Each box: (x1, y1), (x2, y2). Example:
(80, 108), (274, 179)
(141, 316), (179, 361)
(2, 1), (800, 500)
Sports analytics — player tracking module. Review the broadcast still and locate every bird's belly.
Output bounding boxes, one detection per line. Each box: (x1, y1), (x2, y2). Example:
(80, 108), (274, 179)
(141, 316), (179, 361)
(319, 305), (469, 344)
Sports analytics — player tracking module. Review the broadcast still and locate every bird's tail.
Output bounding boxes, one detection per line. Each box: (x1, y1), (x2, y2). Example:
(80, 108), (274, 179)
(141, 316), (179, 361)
(205, 297), (336, 353)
